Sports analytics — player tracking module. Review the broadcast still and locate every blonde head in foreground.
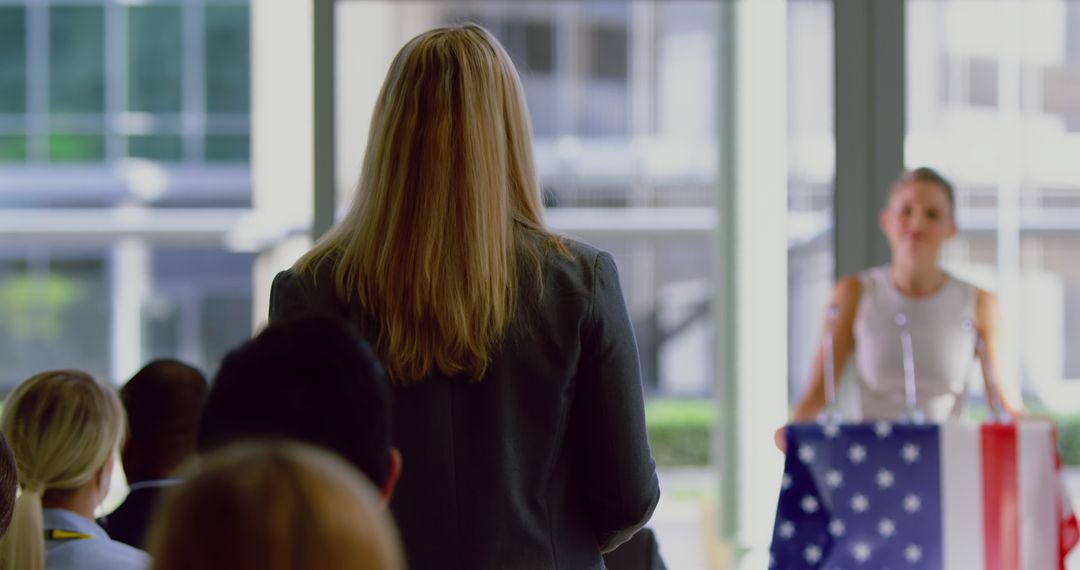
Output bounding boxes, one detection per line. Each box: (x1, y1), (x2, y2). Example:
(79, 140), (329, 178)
(148, 442), (404, 570)
(295, 24), (565, 383)
(0, 370), (125, 570)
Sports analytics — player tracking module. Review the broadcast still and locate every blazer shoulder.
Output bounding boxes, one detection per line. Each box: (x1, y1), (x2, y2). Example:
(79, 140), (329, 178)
(269, 264), (346, 322)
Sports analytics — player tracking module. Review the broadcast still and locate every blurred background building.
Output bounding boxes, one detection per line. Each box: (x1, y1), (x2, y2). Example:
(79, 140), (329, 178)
(0, 0), (254, 386)
(2, 1), (1080, 567)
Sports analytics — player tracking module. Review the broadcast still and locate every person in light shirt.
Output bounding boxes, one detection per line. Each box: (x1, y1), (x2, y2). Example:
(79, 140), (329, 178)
(0, 369), (149, 570)
(779, 168), (1025, 448)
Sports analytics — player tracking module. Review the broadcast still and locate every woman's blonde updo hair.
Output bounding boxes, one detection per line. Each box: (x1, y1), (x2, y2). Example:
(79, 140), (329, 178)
(148, 442), (405, 570)
(294, 24), (565, 383)
(0, 369), (125, 570)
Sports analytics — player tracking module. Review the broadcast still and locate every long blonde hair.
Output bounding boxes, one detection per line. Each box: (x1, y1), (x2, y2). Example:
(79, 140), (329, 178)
(294, 24), (564, 383)
(148, 442), (404, 570)
(0, 370), (125, 570)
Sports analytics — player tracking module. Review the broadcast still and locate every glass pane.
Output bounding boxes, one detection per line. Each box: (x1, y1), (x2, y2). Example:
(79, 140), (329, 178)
(908, 0), (1080, 418)
(48, 134), (104, 161)
(968, 58), (999, 107)
(141, 296), (181, 364)
(787, 0), (835, 403)
(204, 134), (249, 162)
(129, 6), (182, 113)
(50, 6), (105, 114)
(128, 134), (182, 161)
(585, 24), (629, 80)
(204, 6), (250, 114)
(0, 257), (110, 388)
(503, 20), (554, 74)
(0, 7), (26, 114)
(200, 293), (252, 375)
(0, 135), (26, 162)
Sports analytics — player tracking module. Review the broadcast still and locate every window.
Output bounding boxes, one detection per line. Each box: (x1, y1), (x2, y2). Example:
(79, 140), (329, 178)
(787, 0), (835, 402)
(0, 2), (251, 166)
(1066, 284), (1080, 377)
(502, 20), (554, 74)
(0, 256), (110, 388)
(909, 0), (1080, 413)
(0, 7), (26, 114)
(49, 7), (105, 115)
(128, 135), (183, 162)
(205, 6), (250, 114)
(0, 136), (25, 162)
(129, 6), (183, 113)
(584, 24), (629, 81)
(205, 134), (249, 162)
(48, 134), (104, 162)
(968, 58), (998, 107)
(1067, 1), (1080, 61)
(204, 5), (250, 161)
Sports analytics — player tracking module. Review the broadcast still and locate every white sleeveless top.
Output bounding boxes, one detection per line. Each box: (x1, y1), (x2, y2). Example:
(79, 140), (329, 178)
(852, 266), (979, 422)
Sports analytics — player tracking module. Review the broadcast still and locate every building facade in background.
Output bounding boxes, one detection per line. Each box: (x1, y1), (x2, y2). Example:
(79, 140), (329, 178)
(0, 0), (254, 386)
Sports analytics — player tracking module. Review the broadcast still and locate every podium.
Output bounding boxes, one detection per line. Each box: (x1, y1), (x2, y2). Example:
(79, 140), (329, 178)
(769, 421), (1078, 569)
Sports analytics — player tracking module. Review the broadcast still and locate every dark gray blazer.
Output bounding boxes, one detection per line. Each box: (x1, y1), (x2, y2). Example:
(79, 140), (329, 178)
(269, 237), (660, 570)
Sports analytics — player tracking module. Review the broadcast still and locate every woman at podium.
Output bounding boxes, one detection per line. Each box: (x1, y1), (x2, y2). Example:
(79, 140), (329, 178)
(785, 168), (1025, 434)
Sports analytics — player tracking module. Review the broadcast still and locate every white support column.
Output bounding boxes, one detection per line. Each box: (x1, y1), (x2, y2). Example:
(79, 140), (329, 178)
(996, 1), (1024, 400)
(110, 237), (149, 385)
(249, 0), (319, 327)
(714, 1), (788, 568)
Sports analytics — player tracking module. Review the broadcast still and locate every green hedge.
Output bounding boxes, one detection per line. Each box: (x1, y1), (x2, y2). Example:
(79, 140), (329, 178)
(645, 399), (712, 467)
(645, 399), (1080, 467)
(1058, 413), (1080, 467)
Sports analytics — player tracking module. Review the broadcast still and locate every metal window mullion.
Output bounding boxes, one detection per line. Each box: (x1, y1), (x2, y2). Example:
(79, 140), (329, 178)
(628, 1), (653, 208)
(183, 0), (205, 162)
(554, 2), (580, 204)
(26, 2), (48, 161)
(555, 2), (578, 138)
(104, 1), (126, 161)
(312, 0), (336, 239)
(833, 0), (903, 278)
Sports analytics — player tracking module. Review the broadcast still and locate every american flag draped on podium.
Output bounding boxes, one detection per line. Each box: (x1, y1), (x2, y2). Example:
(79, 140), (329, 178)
(770, 422), (1079, 570)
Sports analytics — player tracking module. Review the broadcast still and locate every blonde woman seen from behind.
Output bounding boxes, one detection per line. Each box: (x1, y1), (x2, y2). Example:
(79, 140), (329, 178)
(0, 370), (149, 570)
(271, 24), (659, 570)
(148, 442), (404, 570)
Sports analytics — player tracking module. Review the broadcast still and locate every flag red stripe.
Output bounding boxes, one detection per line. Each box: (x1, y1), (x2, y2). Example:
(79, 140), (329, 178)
(982, 424), (1020, 570)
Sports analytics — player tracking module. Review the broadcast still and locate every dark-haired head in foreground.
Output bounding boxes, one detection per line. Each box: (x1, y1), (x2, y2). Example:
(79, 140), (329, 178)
(101, 359), (209, 548)
(121, 359), (208, 483)
(197, 315), (400, 500)
(0, 433), (15, 537)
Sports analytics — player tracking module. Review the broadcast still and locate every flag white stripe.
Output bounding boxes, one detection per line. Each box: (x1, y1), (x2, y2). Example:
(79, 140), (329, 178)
(1019, 422), (1058, 570)
(941, 422), (985, 570)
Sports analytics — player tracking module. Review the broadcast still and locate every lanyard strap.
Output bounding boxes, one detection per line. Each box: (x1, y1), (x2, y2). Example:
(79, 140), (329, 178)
(46, 529), (94, 541)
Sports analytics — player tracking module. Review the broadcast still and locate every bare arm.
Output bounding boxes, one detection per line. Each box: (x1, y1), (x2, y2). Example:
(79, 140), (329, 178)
(791, 276), (862, 422)
(974, 289), (1025, 416)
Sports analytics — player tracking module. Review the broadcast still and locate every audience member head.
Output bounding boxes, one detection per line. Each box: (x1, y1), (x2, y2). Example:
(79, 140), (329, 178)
(0, 370), (125, 570)
(120, 359), (208, 483)
(197, 315), (399, 499)
(148, 442), (404, 570)
(294, 24), (563, 383)
(0, 433), (15, 537)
